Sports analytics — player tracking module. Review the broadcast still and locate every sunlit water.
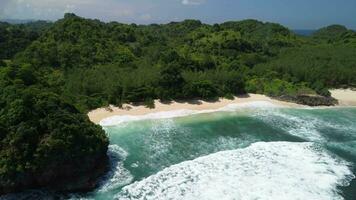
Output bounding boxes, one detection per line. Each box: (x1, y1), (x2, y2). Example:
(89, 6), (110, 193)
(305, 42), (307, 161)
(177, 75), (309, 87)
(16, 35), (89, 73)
(3, 103), (356, 200)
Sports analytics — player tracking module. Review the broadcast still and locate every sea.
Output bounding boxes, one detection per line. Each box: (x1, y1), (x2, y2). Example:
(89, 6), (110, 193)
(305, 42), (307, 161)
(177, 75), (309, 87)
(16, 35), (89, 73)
(3, 101), (356, 200)
(293, 29), (316, 36)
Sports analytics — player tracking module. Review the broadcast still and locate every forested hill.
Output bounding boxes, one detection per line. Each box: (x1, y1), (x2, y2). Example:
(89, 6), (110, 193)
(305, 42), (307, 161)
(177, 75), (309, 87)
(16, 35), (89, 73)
(0, 21), (52, 60)
(0, 13), (356, 194)
(0, 16), (108, 194)
(5, 14), (356, 110)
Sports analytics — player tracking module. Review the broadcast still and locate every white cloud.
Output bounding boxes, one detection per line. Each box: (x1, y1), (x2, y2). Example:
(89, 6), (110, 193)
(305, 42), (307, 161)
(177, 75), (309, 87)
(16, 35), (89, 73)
(0, 0), (12, 18)
(182, 0), (205, 6)
(140, 14), (152, 21)
(64, 4), (76, 13)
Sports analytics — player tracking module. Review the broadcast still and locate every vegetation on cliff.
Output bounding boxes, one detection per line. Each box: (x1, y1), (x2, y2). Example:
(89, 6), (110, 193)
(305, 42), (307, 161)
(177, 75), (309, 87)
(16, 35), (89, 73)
(0, 63), (108, 194)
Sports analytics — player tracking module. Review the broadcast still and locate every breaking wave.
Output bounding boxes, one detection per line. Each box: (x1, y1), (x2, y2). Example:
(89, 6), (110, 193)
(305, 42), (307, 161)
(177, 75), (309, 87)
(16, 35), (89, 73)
(97, 145), (133, 193)
(100, 101), (280, 126)
(115, 142), (354, 200)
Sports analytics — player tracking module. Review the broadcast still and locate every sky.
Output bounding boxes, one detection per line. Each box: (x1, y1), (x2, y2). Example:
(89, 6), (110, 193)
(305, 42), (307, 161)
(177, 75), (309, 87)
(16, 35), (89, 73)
(0, 0), (356, 29)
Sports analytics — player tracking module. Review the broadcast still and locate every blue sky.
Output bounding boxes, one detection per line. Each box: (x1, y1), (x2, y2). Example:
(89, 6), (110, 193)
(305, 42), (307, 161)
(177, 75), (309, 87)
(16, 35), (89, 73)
(1, 0), (355, 29)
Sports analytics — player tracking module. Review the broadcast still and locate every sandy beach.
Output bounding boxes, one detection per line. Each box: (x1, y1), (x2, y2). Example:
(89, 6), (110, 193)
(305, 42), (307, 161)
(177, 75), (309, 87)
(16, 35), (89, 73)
(88, 94), (304, 124)
(331, 89), (356, 106)
(88, 90), (356, 124)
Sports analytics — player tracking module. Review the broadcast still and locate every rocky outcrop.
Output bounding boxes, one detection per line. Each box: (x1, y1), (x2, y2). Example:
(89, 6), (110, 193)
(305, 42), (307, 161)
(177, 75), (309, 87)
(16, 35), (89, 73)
(277, 94), (338, 106)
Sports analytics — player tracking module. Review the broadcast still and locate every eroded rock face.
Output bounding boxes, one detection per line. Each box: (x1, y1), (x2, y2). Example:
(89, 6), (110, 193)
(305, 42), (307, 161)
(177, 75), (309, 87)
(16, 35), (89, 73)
(277, 94), (338, 106)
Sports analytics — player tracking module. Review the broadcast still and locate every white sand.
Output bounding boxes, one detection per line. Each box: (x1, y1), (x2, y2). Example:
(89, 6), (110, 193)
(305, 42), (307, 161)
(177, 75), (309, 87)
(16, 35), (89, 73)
(331, 89), (356, 106)
(88, 94), (303, 124)
(88, 90), (356, 124)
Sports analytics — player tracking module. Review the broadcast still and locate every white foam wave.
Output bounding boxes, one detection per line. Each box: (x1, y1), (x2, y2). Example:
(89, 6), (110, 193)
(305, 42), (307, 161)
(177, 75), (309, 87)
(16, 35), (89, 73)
(145, 119), (177, 165)
(253, 108), (356, 142)
(115, 142), (354, 200)
(219, 101), (279, 111)
(100, 101), (280, 126)
(97, 145), (133, 193)
(254, 109), (325, 141)
(100, 110), (196, 126)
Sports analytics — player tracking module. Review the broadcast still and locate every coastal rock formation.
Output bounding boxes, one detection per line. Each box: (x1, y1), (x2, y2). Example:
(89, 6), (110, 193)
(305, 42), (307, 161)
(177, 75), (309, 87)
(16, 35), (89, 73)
(277, 94), (338, 106)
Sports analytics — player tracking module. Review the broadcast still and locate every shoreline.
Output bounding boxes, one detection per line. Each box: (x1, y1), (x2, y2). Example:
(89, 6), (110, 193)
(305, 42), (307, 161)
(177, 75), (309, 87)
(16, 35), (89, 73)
(88, 94), (303, 125)
(88, 90), (356, 125)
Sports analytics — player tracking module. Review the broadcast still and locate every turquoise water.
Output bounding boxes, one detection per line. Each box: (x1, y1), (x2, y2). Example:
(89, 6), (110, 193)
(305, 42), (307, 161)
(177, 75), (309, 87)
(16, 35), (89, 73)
(3, 105), (356, 199)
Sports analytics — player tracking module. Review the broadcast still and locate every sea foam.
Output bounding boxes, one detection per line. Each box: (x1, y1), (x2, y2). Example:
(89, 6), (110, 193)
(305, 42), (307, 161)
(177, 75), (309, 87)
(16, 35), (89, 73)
(253, 107), (356, 142)
(100, 101), (279, 126)
(115, 142), (354, 200)
(97, 145), (133, 193)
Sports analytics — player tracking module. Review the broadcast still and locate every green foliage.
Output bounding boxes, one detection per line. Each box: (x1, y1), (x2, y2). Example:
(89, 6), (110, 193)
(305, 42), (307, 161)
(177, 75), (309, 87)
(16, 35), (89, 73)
(0, 60), (6, 67)
(312, 25), (356, 44)
(220, 20), (299, 48)
(144, 98), (155, 109)
(224, 93), (235, 100)
(157, 62), (185, 100)
(0, 66), (108, 190)
(254, 45), (356, 89)
(5, 14), (352, 111)
(2, 21), (52, 56)
(183, 80), (219, 100)
(246, 77), (315, 97)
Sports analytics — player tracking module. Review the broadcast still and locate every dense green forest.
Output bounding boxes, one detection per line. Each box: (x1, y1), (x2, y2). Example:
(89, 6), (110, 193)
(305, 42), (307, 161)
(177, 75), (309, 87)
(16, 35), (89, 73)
(0, 21), (52, 60)
(3, 14), (356, 111)
(0, 18), (109, 194)
(0, 13), (356, 194)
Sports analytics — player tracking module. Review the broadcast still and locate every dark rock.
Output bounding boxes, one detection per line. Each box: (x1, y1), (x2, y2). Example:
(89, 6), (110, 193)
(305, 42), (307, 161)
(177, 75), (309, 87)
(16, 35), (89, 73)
(276, 94), (338, 106)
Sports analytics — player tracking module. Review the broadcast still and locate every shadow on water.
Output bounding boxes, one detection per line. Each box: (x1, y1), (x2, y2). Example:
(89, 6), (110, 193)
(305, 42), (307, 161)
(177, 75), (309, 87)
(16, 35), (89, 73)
(341, 173), (356, 200)
(326, 146), (356, 200)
